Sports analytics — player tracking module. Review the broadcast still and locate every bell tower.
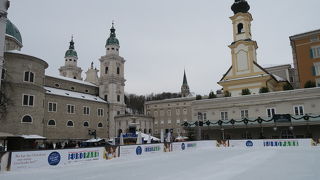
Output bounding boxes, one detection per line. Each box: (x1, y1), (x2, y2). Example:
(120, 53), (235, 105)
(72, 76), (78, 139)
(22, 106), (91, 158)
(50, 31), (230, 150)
(59, 36), (82, 80)
(218, 0), (283, 96)
(99, 23), (126, 138)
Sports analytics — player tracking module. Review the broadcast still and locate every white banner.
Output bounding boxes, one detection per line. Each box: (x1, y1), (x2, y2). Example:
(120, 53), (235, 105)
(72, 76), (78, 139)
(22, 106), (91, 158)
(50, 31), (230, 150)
(10, 147), (112, 171)
(171, 141), (216, 152)
(119, 144), (164, 158)
(228, 139), (315, 148)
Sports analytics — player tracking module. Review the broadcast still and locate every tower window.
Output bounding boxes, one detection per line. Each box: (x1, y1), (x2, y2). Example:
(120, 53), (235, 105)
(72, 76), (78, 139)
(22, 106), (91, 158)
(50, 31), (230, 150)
(117, 67), (120, 74)
(22, 94), (34, 106)
(112, 48), (115, 50)
(117, 95), (120, 102)
(116, 48), (119, 51)
(104, 95), (108, 101)
(237, 23), (244, 34)
(107, 48), (110, 50)
(105, 67), (108, 74)
(24, 71), (34, 83)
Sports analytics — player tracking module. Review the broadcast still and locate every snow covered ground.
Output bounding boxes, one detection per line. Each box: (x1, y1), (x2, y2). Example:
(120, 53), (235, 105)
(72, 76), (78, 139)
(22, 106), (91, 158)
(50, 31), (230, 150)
(1, 147), (319, 180)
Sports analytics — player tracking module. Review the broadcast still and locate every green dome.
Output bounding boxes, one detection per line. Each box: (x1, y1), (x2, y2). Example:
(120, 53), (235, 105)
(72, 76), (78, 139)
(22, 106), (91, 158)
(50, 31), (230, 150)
(106, 26), (119, 46)
(6, 19), (22, 45)
(65, 38), (78, 58)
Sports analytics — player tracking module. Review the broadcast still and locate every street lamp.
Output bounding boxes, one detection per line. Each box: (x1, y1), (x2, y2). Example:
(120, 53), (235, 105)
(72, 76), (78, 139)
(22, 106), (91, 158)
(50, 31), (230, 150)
(221, 127), (225, 140)
(197, 112), (203, 140)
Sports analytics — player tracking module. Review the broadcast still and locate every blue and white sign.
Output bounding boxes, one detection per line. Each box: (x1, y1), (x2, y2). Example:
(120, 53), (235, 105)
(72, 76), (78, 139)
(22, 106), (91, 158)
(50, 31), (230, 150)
(48, 152), (61, 166)
(246, 141), (253, 147)
(136, 146), (143, 155)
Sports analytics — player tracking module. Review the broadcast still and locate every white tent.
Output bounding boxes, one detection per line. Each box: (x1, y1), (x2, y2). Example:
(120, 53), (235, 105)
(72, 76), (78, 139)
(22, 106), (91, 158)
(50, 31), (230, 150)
(135, 132), (160, 141)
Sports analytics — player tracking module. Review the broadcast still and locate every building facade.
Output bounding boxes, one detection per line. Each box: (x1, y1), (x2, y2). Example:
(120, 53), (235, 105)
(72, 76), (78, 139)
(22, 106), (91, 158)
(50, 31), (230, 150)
(290, 29), (320, 88)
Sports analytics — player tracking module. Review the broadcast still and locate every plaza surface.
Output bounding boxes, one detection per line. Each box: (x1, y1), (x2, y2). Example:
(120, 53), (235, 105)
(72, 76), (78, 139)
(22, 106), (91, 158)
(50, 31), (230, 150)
(1, 147), (319, 180)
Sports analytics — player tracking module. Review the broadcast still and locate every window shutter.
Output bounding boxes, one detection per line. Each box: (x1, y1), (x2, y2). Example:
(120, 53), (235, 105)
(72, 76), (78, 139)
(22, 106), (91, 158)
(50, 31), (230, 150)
(312, 66), (316, 76)
(310, 49), (314, 59)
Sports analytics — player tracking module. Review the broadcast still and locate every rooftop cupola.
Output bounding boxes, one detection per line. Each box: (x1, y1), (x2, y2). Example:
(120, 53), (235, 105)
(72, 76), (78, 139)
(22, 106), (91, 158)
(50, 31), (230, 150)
(231, 0), (250, 14)
(65, 36), (78, 58)
(105, 22), (120, 55)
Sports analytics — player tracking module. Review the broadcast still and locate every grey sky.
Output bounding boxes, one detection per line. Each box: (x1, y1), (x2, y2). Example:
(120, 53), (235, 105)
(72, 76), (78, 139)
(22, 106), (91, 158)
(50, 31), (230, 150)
(8, 0), (320, 95)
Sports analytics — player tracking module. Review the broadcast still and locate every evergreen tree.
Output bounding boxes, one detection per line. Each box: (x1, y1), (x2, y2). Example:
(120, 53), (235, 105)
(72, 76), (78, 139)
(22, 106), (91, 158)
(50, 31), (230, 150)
(259, 87), (269, 93)
(208, 91), (217, 99)
(241, 88), (251, 95)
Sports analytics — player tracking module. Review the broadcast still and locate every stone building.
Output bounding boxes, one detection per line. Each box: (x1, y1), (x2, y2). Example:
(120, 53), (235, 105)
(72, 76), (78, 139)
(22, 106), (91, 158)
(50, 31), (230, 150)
(0, 16), (135, 140)
(290, 29), (320, 88)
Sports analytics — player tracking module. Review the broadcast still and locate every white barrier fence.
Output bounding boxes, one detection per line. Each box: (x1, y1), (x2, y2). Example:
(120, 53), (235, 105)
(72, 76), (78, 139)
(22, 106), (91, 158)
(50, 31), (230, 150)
(8, 147), (112, 171)
(119, 144), (164, 158)
(222, 139), (315, 148)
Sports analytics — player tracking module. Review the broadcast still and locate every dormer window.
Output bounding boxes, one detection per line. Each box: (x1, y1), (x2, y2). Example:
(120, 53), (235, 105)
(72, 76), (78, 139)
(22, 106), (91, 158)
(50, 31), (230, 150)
(237, 23), (244, 34)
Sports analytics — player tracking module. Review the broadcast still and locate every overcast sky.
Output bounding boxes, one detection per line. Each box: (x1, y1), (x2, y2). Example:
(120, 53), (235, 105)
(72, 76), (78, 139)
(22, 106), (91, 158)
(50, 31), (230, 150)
(8, 0), (320, 95)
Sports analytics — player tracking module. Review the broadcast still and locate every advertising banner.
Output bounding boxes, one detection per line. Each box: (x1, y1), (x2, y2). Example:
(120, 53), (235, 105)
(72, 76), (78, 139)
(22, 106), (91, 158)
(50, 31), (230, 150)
(10, 147), (112, 171)
(227, 139), (315, 148)
(172, 141), (217, 152)
(119, 144), (164, 158)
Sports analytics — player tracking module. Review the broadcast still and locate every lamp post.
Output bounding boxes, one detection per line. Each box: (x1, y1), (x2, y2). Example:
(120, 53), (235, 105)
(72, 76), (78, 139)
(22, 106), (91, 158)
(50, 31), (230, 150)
(221, 127), (225, 140)
(197, 112), (202, 140)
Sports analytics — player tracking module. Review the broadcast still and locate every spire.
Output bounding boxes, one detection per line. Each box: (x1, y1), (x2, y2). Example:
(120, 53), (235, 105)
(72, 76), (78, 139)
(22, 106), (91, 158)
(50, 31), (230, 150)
(65, 35), (78, 58)
(69, 35), (75, 50)
(231, 0), (250, 14)
(106, 22), (120, 46)
(183, 69), (188, 85)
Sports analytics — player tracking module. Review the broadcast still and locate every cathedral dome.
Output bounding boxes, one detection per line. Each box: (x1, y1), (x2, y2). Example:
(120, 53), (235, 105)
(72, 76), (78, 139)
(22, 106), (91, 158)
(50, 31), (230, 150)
(65, 38), (78, 58)
(106, 25), (119, 46)
(231, 0), (250, 14)
(6, 19), (22, 45)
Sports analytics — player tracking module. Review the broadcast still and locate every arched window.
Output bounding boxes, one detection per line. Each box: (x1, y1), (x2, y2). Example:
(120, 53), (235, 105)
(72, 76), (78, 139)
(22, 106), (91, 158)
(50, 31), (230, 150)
(144, 129), (147, 133)
(48, 120), (56, 126)
(21, 115), (32, 123)
(105, 67), (108, 74)
(149, 129), (152, 134)
(117, 67), (120, 74)
(237, 23), (244, 34)
(83, 121), (89, 127)
(67, 120), (74, 127)
(98, 122), (103, 128)
(104, 95), (108, 101)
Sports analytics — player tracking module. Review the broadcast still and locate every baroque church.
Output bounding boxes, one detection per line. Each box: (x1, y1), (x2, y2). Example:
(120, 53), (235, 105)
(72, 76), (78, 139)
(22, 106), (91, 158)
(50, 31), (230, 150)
(0, 12), (155, 140)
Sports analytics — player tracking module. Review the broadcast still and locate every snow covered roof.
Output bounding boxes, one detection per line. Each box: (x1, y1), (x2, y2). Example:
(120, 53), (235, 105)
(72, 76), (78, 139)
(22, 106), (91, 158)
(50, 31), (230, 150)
(136, 132), (160, 141)
(19, 135), (46, 139)
(272, 74), (286, 82)
(46, 74), (97, 87)
(84, 138), (103, 143)
(44, 86), (107, 103)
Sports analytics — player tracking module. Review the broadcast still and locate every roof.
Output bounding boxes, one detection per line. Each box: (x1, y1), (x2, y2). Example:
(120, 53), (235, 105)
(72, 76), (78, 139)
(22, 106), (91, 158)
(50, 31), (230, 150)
(6, 19), (22, 45)
(106, 25), (119, 46)
(46, 74), (97, 87)
(44, 86), (107, 103)
(290, 29), (320, 40)
(65, 38), (78, 58)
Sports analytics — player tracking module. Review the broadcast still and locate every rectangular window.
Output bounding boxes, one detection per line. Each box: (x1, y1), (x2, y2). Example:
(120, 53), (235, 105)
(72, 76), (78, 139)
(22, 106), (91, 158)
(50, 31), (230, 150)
(293, 105), (304, 116)
(311, 46), (320, 59)
(220, 112), (228, 121)
(176, 119), (181, 124)
(176, 109), (180, 115)
(203, 113), (207, 121)
(241, 110), (249, 119)
(160, 120), (164, 124)
(83, 106), (90, 115)
(24, 71), (34, 83)
(67, 104), (75, 114)
(266, 108), (276, 118)
(48, 102), (57, 112)
(313, 62), (320, 76)
(22, 94), (34, 106)
(117, 95), (120, 102)
(167, 110), (171, 116)
(97, 108), (104, 116)
(168, 119), (172, 124)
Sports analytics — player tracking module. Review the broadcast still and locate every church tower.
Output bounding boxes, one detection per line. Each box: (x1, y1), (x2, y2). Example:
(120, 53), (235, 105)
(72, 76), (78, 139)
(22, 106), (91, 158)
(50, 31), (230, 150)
(218, 0), (284, 97)
(59, 37), (82, 80)
(181, 70), (190, 97)
(85, 62), (99, 85)
(99, 23), (126, 138)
